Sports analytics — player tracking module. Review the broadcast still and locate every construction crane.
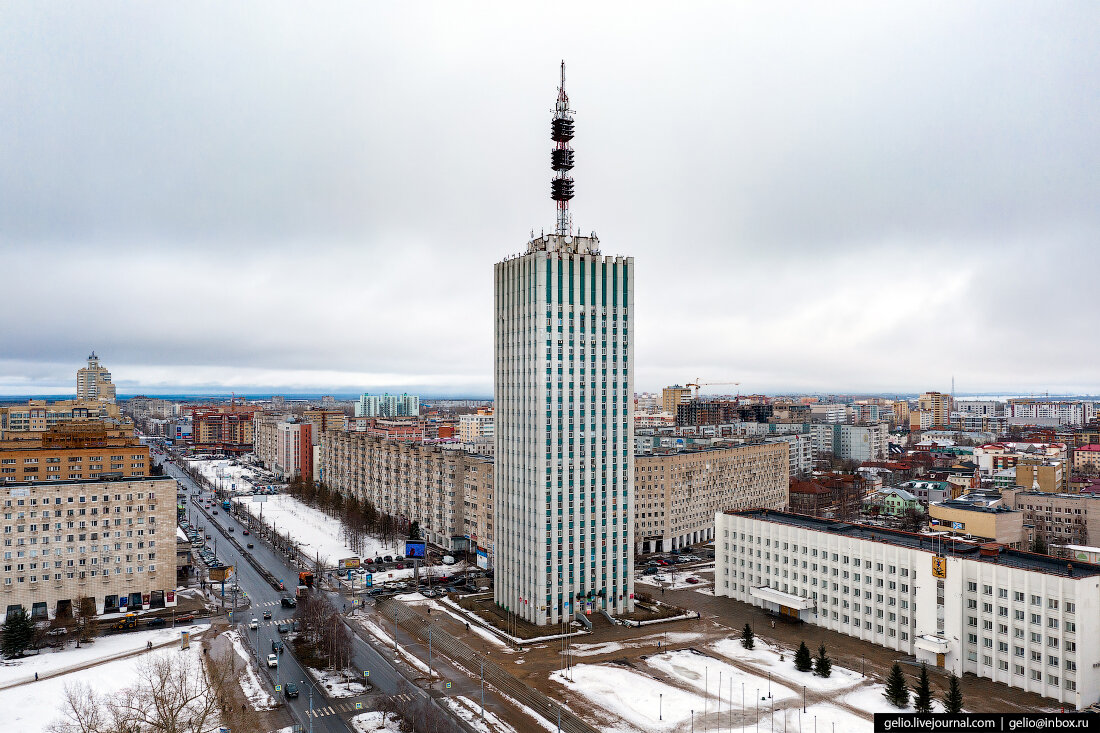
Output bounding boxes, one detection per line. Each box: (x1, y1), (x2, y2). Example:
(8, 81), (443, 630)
(685, 378), (741, 400)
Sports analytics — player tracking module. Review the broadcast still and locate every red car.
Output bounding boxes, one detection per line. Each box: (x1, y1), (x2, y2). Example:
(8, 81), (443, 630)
(242, 530), (249, 535)
(686, 577), (700, 584)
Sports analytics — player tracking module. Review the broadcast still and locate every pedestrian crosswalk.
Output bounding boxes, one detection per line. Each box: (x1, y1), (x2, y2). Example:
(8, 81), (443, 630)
(305, 694), (413, 719)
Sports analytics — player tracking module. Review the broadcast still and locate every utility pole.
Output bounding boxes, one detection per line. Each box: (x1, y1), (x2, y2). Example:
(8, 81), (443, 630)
(480, 659), (485, 720)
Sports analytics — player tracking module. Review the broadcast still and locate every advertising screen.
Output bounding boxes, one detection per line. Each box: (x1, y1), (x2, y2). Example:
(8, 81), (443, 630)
(405, 541), (426, 558)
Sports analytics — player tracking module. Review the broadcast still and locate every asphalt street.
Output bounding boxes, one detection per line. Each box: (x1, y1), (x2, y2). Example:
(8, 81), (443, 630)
(161, 453), (493, 733)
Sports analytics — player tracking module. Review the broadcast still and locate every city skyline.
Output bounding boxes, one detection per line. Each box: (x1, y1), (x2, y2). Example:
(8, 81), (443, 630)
(3, 4), (1098, 396)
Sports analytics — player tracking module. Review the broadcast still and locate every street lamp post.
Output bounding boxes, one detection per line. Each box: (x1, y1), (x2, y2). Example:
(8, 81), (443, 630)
(659, 692), (663, 721)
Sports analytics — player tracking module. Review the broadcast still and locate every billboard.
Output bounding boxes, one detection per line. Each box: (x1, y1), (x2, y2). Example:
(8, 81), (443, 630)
(476, 547), (489, 569)
(405, 541), (426, 559)
(338, 557), (360, 569)
(209, 565), (234, 583)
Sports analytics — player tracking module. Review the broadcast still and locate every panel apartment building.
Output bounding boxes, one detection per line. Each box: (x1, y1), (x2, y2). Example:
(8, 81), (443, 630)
(320, 431), (473, 550)
(635, 442), (788, 554)
(2, 476), (179, 619)
(716, 509), (1098, 708)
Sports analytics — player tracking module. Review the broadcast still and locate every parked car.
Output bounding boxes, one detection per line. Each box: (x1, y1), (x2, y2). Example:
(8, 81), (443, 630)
(247, 543), (254, 549)
(263, 611), (272, 620)
(176, 614), (195, 622)
(283, 682), (298, 699)
(375, 557), (384, 564)
(685, 577), (701, 584)
(364, 558), (375, 565)
(212, 510), (218, 515)
(242, 530), (249, 535)
(395, 554), (405, 560)
(396, 563), (404, 570)
(642, 567), (659, 576)
(384, 555), (393, 563)
(249, 618), (259, 629)
(266, 654), (278, 668)
(146, 617), (166, 627)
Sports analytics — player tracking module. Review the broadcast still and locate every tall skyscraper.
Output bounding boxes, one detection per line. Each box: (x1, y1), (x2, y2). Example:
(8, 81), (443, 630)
(494, 64), (635, 625)
(76, 351), (116, 402)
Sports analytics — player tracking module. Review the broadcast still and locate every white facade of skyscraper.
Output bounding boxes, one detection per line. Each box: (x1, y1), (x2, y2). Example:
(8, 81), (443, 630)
(494, 234), (635, 625)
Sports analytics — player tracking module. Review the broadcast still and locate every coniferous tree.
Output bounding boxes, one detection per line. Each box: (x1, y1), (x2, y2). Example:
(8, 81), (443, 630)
(884, 662), (910, 708)
(813, 643), (833, 677)
(942, 672), (963, 714)
(794, 640), (813, 672)
(1, 606), (34, 659)
(913, 664), (932, 713)
(740, 623), (754, 650)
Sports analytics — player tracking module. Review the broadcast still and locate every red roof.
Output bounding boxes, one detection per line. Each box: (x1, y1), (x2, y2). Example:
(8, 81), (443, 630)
(1077, 444), (1100, 452)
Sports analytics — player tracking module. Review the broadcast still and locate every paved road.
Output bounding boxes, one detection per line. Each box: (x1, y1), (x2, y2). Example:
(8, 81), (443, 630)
(161, 454), (489, 733)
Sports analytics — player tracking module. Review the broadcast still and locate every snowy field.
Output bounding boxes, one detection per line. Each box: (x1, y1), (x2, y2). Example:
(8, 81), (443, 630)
(645, 648), (796, 702)
(352, 711), (404, 733)
(307, 666), (371, 698)
(187, 458), (267, 493)
(0, 644), (207, 732)
(551, 662), (711, 733)
(0, 624), (206, 687)
(236, 493), (402, 565)
(566, 631), (703, 657)
(551, 640), (890, 733)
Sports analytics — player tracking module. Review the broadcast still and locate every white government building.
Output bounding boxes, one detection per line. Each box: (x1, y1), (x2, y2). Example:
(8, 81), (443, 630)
(715, 509), (1099, 708)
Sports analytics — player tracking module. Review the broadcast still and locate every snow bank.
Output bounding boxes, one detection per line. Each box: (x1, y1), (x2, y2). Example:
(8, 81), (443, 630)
(645, 648), (796, 702)
(550, 663), (709, 733)
(226, 630), (277, 710)
(306, 666), (371, 698)
(0, 624), (204, 688)
(352, 711), (404, 733)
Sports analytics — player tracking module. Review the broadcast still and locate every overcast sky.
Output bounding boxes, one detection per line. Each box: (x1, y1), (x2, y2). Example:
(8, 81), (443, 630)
(2, 2), (1097, 398)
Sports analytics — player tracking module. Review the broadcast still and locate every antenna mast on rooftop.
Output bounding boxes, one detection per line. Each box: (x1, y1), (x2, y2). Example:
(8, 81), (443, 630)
(550, 61), (575, 236)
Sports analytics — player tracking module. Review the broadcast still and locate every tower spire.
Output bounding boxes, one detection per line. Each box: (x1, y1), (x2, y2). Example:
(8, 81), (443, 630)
(550, 60), (575, 236)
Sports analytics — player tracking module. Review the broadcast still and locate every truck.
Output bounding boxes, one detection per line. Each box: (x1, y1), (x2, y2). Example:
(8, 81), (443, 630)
(114, 613), (138, 630)
(222, 500), (231, 511)
(296, 584), (309, 599)
(298, 571), (314, 588)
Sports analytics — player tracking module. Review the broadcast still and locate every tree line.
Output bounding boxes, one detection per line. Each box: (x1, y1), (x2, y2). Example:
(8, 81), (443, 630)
(286, 473), (409, 554)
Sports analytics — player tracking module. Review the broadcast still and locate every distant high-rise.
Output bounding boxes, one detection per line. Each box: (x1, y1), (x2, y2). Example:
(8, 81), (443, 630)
(76, 351), (116, 402)
(494, 63), (634, 625)
(355, 393), (419, 418)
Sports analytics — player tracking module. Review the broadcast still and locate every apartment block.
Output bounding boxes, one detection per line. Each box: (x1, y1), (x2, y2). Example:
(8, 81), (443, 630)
(928, 499), (1024, 547)
(354, 393), (420, 418)
(0, 423), (149, 484)
(320, 430), (470, 549)
(276, 422), (312, 479)
(0, 399), (122, 438)
(661, 386), (692, 417)
(1002, 489), (1100, 547)
(1072, 445), (1100, 473)
(635, 442), (788, 554)
(1007, 400), (1096, 428)
(2, 477), (178, 619)
(252, 411), (288, 472)
(302, 409), (347, 445)
(716, 509), (1099, 708)
(811, 423), (888, 462)
(457, 409), (494, 442)
(764, 433), (813, 477)
(1016, 460), (1067, 493)
(75, 352), (116, 402)
(918, 392), (952, 428)
(187, 404), (259, 454)
(462, 455), (494, 565)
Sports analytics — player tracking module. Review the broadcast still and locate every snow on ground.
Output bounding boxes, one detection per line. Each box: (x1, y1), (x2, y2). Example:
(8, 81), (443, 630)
(395, 593), (514, 650)
(567, 631), (703, 657)
(0, 643), (208, 732)
(226, 630), (277, 710)
(636, 572), (711, 590)
(840, 682), (942, 714)
(354, 615), (431, 675)
(352, 711), (404, 733)
(645, 648), (796, 702)
(710, 637), (870, 695)
(0, 624), (205, 687)
(306, 666), (371, 698)
(550, 662), (709, 733)
(443, 695), (526, 733)
(187, 458), (266, 493)
(236, 493), (401, 565)
(745, 703), (872, 733)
